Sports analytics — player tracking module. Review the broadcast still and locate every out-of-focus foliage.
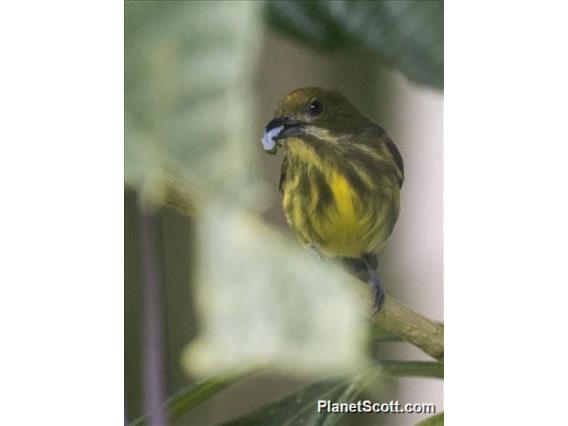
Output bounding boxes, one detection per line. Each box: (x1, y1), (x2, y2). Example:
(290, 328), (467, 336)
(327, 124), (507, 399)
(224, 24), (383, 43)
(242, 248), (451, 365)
(182, 201), (369, 377)
(417, 412), (444, 426)
(125, 0), (369, 384)
(265, 0), (443, 88)
(125, 1), (262, 205)
(223, 361), (443, 425)
(130, 369), (251, 426)
(223, 370), (380, 426)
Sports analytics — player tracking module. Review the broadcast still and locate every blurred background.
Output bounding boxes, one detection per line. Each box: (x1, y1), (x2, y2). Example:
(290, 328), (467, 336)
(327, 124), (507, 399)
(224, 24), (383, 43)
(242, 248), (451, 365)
(125, 1), (443, 425)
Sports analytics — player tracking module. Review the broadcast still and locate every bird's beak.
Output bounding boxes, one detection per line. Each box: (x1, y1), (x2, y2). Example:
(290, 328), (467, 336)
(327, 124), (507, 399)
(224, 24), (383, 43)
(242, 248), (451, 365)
(262, 116), (304, 155)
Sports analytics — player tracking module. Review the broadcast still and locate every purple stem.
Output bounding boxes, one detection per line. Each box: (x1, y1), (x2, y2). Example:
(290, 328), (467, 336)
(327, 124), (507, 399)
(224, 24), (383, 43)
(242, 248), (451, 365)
(138, 204), (167, 426)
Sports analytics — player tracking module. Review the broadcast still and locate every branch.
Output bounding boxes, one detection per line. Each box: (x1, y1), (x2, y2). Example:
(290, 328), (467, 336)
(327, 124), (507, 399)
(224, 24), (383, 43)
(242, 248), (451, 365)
(376, 360), (443, 379)
(159, 177), (444, 361)
(376, 296), (443, 360)
(350, 278), (444, 360)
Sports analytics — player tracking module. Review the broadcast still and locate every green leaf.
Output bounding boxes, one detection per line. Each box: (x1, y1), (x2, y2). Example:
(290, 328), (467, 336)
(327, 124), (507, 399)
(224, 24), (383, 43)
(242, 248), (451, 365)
(222, 370), (377, 426)
(182, 202), (370, 378)
(223, 362), (442, 426)
(129, 369), (252, 426)
(264, 0), (443, 88)
(130, 362), (442, 426)
(125, 1), (263, 206)
(417, 411), (444, 426)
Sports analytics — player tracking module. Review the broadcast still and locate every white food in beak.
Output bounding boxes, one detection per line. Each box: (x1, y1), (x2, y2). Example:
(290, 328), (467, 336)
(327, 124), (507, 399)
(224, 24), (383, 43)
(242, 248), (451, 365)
(261, 125), (284, 151)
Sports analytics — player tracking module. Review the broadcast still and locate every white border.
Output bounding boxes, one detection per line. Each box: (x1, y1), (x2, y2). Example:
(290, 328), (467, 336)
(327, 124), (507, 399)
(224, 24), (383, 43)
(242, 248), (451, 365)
(0, 1), (123, 425)
(446, 1), (568, 424)
(1, 1), (568, 424)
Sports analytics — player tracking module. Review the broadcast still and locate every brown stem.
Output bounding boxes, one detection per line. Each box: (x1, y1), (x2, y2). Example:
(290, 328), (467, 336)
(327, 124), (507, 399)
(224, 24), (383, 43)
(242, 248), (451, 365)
(374, 294), (443, 360)
(159, 178), (444, 360)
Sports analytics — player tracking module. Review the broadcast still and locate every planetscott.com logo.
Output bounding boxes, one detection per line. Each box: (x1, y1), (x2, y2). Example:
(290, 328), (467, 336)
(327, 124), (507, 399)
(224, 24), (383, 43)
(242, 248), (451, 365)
(317, 400), (436, 414)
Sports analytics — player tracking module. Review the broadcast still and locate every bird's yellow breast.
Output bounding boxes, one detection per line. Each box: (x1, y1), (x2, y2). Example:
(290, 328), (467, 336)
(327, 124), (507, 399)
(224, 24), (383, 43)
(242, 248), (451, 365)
(282, 137), (399, 259)
(326, 172), (360, 237)
(311, 172), (366, 257)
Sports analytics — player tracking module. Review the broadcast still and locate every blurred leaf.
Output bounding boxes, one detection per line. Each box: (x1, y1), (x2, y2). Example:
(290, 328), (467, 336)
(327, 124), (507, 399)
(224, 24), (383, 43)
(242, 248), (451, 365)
(417, 412), (444, 426)
(222, 369), (378, 426)
(125, 1), (263, 205)
(223, 362), (441, 426)
(129, 369), (252, 426)
(130, 361), (441, 426)
(182, 202), (370, 377)
(265, 0), (443, 88)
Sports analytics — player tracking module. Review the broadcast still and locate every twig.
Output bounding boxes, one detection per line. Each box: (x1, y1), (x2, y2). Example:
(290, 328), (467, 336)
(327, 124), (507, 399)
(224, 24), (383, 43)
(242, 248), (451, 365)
(349, 277), (444, 360)
(375, 296), (444, 360)
(160, 179), (444, 361)
(377, 360), (443, 378)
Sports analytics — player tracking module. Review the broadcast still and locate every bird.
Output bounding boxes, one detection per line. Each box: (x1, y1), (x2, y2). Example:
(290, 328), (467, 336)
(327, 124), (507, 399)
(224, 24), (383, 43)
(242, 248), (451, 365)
(261, 87), (404, 313)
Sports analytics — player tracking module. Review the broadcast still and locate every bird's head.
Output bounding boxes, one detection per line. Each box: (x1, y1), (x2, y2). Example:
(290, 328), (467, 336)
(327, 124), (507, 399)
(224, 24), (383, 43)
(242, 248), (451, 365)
(261, 87), (371, 154)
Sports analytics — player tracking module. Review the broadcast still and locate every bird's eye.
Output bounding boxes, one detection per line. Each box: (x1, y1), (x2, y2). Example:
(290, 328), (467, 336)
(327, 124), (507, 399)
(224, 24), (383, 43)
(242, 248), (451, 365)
(308, 99), (323, 116)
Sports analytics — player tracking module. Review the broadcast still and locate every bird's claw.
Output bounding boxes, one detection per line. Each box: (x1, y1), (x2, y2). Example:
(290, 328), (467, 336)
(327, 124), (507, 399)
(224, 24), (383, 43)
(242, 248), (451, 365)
(369, 275), (385, 315)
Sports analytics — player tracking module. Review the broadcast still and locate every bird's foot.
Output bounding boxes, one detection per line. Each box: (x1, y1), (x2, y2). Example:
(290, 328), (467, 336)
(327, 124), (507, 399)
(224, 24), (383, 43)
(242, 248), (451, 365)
(369, 274), (385, 315)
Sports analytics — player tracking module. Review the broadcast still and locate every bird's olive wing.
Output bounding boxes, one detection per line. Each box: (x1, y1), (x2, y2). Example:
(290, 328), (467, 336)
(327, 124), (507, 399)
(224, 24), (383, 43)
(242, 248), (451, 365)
(357, 126), (405, 189)
(384, 137), (404, 187)
(278, 153), (289, 193)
